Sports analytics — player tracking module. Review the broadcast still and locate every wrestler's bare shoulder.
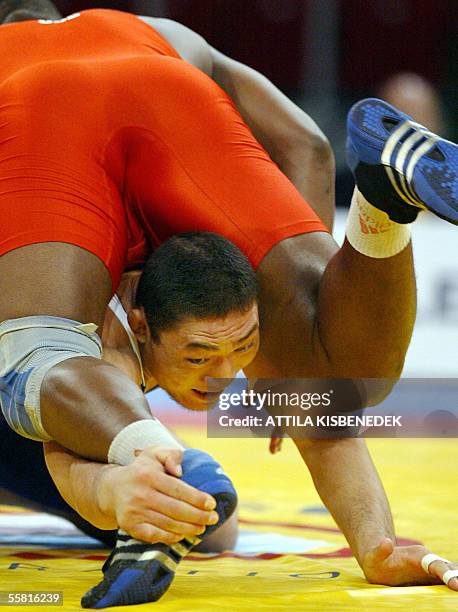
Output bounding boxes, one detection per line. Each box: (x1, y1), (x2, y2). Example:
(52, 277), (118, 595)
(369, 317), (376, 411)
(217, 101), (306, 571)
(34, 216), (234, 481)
(101, 293), (141, 384)
(137, 15), (212, 76)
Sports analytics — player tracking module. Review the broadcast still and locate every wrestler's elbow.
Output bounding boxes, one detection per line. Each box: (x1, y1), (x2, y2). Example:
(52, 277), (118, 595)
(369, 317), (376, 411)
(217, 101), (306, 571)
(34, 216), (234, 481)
(289, 126), (334, 167)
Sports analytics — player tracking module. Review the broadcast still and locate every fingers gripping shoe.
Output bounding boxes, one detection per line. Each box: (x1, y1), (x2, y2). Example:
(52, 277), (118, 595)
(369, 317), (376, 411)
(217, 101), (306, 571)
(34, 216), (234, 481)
(81, 449), (237, 608)
(346, 98), (458, 225)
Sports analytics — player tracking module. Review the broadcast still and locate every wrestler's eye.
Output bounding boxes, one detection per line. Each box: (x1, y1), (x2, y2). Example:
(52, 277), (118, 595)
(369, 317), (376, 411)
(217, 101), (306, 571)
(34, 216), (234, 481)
(187, 357), (209, 365)
(235, 341), (256, 353)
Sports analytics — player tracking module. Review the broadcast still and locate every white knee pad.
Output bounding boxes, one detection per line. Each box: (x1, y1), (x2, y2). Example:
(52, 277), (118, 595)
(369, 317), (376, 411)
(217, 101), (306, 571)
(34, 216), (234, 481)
(0, 316), (102, 441)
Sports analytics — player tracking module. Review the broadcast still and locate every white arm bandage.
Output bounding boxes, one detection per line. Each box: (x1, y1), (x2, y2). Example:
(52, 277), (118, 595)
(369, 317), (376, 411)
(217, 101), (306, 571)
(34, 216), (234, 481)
(108, 419), (184, 466)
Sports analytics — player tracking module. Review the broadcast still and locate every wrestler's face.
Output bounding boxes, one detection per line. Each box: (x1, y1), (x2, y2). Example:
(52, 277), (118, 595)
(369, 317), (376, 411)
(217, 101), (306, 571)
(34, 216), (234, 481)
(144, 303), (259, 410)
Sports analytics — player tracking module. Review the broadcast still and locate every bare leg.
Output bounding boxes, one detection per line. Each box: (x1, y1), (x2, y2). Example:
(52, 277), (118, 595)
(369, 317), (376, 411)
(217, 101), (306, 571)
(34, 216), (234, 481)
(250, 228), (416, 382)
(316, 238), (416, 378)
(250, 132), (416, 381)
(244, 108), (415, 381)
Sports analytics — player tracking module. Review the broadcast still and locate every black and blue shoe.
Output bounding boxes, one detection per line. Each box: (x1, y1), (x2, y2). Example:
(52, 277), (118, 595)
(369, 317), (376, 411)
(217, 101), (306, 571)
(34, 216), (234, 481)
(346, 98), (458, 225)
(81, 449), (238, 608)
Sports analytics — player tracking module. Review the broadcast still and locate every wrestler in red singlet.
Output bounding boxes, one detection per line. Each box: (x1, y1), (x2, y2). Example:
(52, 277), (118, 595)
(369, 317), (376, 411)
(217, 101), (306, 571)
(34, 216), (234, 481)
(0, 9), (326, 290)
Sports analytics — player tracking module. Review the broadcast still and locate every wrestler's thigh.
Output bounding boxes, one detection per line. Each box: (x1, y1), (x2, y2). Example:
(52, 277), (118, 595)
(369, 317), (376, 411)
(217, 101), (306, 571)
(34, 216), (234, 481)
(258, 231), (339, 287)
(249, 231), (339, 376)
(0, 243), (112, 327)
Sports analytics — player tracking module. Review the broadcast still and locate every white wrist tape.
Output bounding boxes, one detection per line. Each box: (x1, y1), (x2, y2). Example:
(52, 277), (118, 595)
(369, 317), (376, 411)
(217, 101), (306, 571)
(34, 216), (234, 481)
(108, 418), (184, 465)
(421, 553), (450, 574)
(442, 569), (458, 585)
(346, 189), (412, 258)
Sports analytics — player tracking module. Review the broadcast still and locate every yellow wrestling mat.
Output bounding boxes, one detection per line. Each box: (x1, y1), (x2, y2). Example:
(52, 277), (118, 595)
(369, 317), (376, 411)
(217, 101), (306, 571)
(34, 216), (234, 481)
(1, 433), (457, 611)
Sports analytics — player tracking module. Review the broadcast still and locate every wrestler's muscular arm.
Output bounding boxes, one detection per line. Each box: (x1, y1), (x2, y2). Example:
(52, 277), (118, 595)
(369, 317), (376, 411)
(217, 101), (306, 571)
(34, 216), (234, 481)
(204, 56), (428, 587)
(0, 247), (215, 538)
(42, 339), (215, 543)
(139, 17), (438, 588)
(204, 59), (436, 588)
(211, 53), (398, 578)
(43, 441), (211, 543)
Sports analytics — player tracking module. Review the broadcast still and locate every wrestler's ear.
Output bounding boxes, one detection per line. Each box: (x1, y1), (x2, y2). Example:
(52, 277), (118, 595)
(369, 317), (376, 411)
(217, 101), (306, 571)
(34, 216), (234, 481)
(128, 308), (149, 343)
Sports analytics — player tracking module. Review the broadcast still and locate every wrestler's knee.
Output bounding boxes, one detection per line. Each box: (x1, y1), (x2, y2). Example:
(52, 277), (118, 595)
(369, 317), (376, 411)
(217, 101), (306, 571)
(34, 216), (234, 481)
(296, 118), (334, 169)
(310, 132), (333, 165)
(194, 506), (238, 553)
(0, 316), (102, 441)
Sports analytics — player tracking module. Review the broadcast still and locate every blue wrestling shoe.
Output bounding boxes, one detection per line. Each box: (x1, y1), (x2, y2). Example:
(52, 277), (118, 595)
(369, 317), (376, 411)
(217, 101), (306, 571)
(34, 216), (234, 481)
(81, 449), (237, 608)
(346, 98), (458, 225)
